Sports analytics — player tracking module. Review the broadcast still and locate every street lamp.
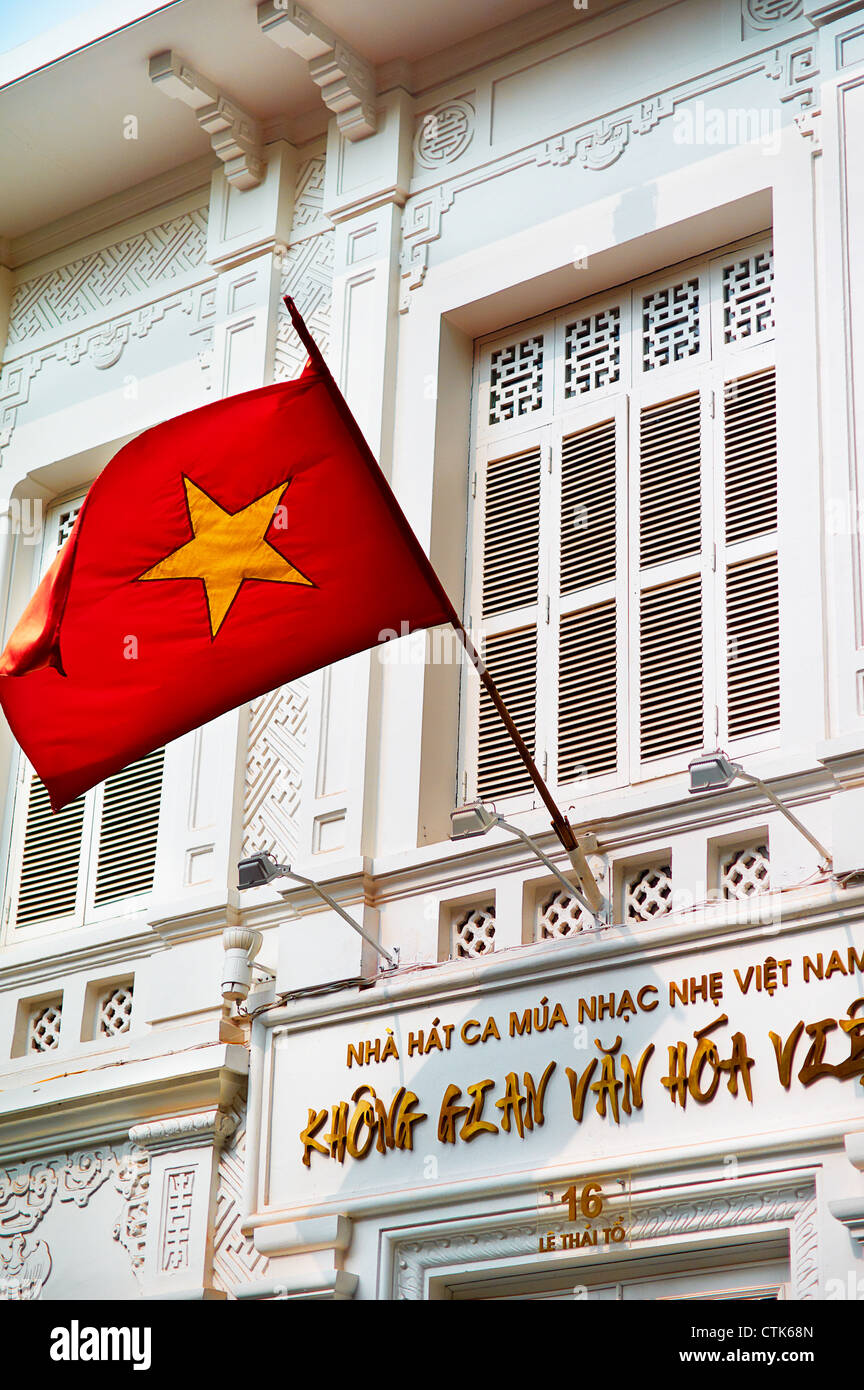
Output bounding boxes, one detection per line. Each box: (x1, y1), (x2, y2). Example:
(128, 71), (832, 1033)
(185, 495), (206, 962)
(237, 852), (399, 968)
(450, 802), (609, 927)
(687, 751), (832, 869)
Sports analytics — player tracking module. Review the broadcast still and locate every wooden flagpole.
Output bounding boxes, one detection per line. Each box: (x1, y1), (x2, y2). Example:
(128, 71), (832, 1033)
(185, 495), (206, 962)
(283, 297), (603, 909)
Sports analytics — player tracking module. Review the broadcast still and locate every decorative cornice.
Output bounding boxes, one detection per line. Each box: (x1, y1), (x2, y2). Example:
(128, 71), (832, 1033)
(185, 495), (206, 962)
(399, 33), (818, 311)
(828, 1196), (864, 1244)
(391, 1178), (815, 1298)
(148, 52), (265, 191)
(129, 1109), (238, 1154)
(257, 2), (377, 141)
(804, 0), (864, 22)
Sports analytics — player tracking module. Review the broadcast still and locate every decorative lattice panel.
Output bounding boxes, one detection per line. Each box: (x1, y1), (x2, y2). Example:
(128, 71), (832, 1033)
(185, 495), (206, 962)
(538, 889), (593, 939)
(57, 504), (82, 548)
(489, 337), (544, 424)
(28, 1002), (62, 1053)
(624, 865), (672, 923)
(564, 307), (621, 397)
(642, 279), (700, 371)
(243, 681), (308, 865)
(723, 252), (774, 344)
(98, 984), (134, 1037)
(453, 905), (496, 958)
(274, 231), (334, 382)
(721, 844), (770, 899)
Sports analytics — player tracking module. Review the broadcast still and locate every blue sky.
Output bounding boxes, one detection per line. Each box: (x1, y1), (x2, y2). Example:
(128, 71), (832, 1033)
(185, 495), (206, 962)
(0, 1), (105, 57)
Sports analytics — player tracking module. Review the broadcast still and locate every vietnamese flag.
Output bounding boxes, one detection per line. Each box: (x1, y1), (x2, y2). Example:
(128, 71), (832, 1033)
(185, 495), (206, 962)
(0, 302), (456, 810)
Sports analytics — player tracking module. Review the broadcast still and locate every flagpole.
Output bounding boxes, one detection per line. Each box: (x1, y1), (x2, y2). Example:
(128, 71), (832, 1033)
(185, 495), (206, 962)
(283, 297), (603, 910)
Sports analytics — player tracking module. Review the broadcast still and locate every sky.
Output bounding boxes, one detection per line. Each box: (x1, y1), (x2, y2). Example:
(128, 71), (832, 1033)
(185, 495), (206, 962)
(0, 0), (104, 56)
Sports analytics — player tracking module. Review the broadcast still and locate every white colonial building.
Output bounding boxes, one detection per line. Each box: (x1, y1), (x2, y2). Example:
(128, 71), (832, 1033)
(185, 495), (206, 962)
(1, 0), (864, 1301)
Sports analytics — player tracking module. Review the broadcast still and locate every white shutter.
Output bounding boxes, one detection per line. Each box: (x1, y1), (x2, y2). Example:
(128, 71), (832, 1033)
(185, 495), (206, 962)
(478, 626), (537, 799)
(640, 576), (703, 761)
(639, 392), (702, 568)
(558, 602), (617, 779)
(15, 779), (86, 926)
(726, 553), (779, 738)
(482, 446), (541, 618)
(724, 368), (777, 544)
(92, 747), (165, 907)
(560, 420), (616, 592)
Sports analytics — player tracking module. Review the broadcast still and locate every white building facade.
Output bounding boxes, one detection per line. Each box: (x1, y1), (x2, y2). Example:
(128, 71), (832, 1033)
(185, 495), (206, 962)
(1, 0), (864, 1302)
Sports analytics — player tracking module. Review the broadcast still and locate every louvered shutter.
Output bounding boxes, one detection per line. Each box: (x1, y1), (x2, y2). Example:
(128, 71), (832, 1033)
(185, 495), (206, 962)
(639, 392), (702, 568)
(724, 369), (777, 543)
(722, 364), (779, 741)
(9, 493), (165, 931)
(15, 779), (86, 926)
(640, 576), (704, 761)
(476, 442), (541, 799)
(92, 747), (165, 906)
(726, 553), (779, 738)
(482, 447), (541, 618)
(557, 416), (619, 782)
(559, 603), (617, 778)
(478, 626), (537, 798)
(560, 420), (616, 592)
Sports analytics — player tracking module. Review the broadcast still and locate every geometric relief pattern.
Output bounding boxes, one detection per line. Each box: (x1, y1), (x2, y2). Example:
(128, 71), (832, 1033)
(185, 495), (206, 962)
(537, 889), (593, 940)
(7, 209), (208, 346)
(642, 280), (700, 371)
(28, 1002), (62, 1054)
(292, 156), (326, 232)
(453, 905), (496, 959)
(98, 984), (134, 1037)
(624, 864), (673, 923)
(415, 101), (474, 167)
(723, 251), (775, 344)
(743, 0), (802, 27)
(489, 337), (544, 425)
(0, 1147), (150, 1300)
(564, 307), (621, 396)
(721, 843), (770, 899)
(161, 1170), (195, 1273)
(242, 680), (308, 865)
(273, 232), (335, 382)
(212, 1100), (270, 1296)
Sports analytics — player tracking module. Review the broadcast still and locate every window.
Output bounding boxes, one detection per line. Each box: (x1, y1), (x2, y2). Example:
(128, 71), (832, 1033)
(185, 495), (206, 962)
(464, 237), (778, 805)
(3, 495), (165, 936)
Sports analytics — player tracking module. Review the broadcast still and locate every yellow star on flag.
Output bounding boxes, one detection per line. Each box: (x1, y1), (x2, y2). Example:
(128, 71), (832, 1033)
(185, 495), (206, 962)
(139, 477), (313, 637)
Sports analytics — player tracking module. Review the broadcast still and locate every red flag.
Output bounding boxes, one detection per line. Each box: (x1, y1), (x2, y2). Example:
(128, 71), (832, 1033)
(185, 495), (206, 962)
(0, 304), (455, 810)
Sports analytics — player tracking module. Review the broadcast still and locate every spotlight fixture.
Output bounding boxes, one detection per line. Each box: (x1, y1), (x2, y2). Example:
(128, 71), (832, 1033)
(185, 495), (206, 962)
(450, 801), (608, 927)
(687, 751), (832, 869)
(237, 853), (398, 968)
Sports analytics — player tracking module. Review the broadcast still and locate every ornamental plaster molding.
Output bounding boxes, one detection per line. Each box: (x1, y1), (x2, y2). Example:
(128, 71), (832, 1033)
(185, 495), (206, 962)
(5, 208), (208, 349)
(398, 36), (818, 312)
(149, 51), (266, 191)
(391, 1179), (815, 1298)
(257, 2), (377, 142)
(743, 0), (804, 31)
(212, 1100), (271, 1295)
(129, 1108), (238, 1154)
(273, 229), (334, 381)
(0, 1145), (150, 1300)
(804, 1), (864, 22)
(0, 281), (216, 457)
